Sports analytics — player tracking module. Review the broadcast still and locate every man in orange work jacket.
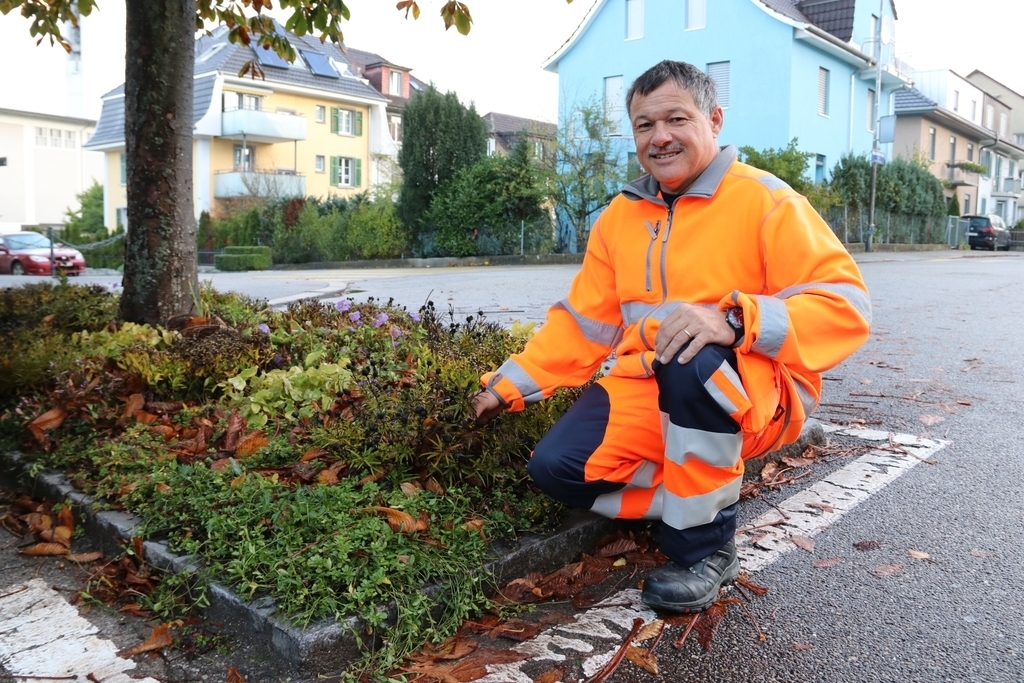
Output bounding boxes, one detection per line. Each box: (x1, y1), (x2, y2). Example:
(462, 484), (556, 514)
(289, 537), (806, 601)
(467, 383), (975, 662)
(472, 60), (871, 613)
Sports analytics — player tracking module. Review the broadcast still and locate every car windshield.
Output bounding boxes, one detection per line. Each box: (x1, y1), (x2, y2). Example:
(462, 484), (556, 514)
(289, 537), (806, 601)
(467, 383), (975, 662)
(968, 217), (991, 228)
(5, 233), (51, 250)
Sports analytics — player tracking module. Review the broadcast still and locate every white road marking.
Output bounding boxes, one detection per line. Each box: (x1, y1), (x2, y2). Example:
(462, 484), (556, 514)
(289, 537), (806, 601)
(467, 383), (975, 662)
(476, 428), (947, 682)
(0, 579), (160, 683)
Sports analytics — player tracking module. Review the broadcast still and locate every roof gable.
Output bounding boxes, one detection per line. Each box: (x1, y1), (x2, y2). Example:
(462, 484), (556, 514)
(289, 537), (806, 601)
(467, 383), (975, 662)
(796, 0), (855, 42)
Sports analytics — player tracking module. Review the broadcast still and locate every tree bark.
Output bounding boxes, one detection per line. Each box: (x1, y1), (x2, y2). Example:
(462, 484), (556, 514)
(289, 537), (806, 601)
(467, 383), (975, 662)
(121, 0), (198, 324)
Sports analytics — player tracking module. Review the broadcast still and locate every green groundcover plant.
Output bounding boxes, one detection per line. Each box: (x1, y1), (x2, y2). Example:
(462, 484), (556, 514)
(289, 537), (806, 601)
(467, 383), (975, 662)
(0, 279), (583, 676)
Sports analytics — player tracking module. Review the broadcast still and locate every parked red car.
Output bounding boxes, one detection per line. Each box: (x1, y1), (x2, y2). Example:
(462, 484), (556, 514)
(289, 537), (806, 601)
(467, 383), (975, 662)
(0, 232), (86, 276)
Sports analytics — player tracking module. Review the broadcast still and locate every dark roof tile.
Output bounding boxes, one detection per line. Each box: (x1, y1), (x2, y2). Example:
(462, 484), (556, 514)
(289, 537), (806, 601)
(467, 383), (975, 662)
(893, 87), (938, 112)
(483, 112), (557, 138)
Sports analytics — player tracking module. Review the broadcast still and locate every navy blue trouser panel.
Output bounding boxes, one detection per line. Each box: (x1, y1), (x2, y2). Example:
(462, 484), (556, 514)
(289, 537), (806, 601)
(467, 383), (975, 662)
(527, 382), (625, 509)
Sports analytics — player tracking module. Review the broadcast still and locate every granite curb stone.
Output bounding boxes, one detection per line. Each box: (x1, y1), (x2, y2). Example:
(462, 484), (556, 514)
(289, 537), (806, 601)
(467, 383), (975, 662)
(0, 419), (823, 674)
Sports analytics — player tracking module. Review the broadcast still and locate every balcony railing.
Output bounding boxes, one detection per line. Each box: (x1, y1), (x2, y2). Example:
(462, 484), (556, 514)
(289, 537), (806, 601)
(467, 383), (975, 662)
(945, 166), (979, 187)
(214, 170), (306, 199)
(992, 176), (1022, 196)
(221, 109), (307, 143)
(859, 39), (912, 86)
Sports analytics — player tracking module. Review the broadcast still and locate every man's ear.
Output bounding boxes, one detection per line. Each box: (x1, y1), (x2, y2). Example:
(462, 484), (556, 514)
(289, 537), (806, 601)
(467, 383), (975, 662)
(709, 106), (724, 136)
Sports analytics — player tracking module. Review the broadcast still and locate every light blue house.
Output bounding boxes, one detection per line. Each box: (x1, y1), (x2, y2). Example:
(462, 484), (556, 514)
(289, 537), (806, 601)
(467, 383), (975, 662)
(543, 0), (912, 183)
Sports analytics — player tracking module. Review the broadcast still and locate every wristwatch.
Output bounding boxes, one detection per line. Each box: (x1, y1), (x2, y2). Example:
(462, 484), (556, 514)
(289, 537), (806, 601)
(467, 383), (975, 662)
(724, 307), (744, 348)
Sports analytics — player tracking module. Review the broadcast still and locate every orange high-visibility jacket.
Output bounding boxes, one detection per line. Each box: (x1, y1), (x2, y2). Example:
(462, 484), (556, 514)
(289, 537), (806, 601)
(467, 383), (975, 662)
(482, 146), (871, 450)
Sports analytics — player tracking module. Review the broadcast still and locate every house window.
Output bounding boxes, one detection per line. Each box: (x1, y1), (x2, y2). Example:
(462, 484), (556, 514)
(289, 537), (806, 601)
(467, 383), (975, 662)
(233, 145), (255, 171)
(242, 94), (261, 111)
(953, 90), (959, 112)
(389, 115), (402, 142)
(330, 156), (362, 187)
(50, 128), (62, 147)
(223, 92), (262, 111)
(964, 193), (971, 214)
(707, 61), (730, 109)
(818, 68), (830, 116)
(999, 112), (1008, 137)
(604, 75), (625, 135)
(985, 104), (994, 130)
(316, 105), (326, 123)
(815, 155), (826, 184)
(0, 157), (7, 167)
(1016, 134), (1024, 147)
(533, 140), (545, 160)
(928, 127), (936, 161)
(625, 0), (643, 40)
(869, 14), (878, 47)
(315, 155), (325, 173)
(487, 138), (496, 156)
(995, 155), (1002, 179)
(331, 107), (363, 136)
(866, 88), (875, 131)
(119, 153), (127, 185)
(116, 207), (128, 231)
(967, 142), (974, 162)
(686, 0), (706, 30)
(980, 150), (992, 177)
(64, 130), (76, 149)
(389, 70), (403, 95)
(35, 127), (47, 146)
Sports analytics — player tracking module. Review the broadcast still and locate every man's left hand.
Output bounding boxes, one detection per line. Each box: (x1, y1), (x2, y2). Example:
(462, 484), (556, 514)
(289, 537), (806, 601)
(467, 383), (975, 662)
(655, 303), (736, 365)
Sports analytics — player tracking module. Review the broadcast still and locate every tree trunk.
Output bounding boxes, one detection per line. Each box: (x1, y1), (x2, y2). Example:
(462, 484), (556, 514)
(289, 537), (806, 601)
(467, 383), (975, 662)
(120, 0), (198, 325)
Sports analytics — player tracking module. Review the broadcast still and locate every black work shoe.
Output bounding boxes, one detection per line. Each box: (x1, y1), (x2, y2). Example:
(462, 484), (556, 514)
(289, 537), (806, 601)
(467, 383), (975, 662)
(641, 540), (740, 613)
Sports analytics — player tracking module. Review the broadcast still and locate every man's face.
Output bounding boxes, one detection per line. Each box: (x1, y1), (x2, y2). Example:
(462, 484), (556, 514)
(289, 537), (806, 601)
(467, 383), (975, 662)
(629, 81), (724, 195)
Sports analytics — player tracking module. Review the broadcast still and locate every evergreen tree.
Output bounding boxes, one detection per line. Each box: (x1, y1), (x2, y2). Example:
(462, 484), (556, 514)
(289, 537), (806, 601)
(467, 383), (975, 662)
(947, 193), (961, 217)
(398, 85), (487, 239)
(62, 181), (106, 243)
(738, 138), (813, 193)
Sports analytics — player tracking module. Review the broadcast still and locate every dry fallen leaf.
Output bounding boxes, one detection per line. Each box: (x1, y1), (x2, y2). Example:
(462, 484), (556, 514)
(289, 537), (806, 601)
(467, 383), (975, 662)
(118, 623), (172, 658)
(596, 538), (640, 557)
(19, 542), (69, 556)
(854, 540), (881, 551)
(790, 535), (815, 553)
(29, 406), (67, 444)
(805, 502), (834, 514)
(400, 481), (422, 497)
(907, 549), (931, 561)
(67, 551), (104, 563)
(812, 557), (842, 568)
(225, 666), (246, 683)
(760, 462), (779, 481)
(358, 507), (427, 534)
(918, 414), (945, 426)
(635, 619), (665, 643)
(871, 563), (905, 578)
(235, 432), (269, 457)
(532, 666), (566, 683)
(625, 644), (659, 674)
(781, 456), (815, 468)
(792, 643), (814, 651)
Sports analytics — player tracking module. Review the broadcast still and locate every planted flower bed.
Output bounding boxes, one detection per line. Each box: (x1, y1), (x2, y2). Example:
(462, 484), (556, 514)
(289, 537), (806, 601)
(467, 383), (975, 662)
(0, 280), (585, 674)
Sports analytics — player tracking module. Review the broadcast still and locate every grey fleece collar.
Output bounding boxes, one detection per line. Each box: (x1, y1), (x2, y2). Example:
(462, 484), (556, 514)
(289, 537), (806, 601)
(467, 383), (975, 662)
(622, 145), (737, 205)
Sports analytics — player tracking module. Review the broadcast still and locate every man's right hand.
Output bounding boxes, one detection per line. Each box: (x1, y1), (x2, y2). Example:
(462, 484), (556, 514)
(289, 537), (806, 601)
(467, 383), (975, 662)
(471, 390), (506, 424)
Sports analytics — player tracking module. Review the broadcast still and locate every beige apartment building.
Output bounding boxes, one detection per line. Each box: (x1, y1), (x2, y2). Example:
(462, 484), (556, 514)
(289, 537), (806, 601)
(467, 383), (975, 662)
(0, 108), (104, 233)
(84, 27), (390, 231)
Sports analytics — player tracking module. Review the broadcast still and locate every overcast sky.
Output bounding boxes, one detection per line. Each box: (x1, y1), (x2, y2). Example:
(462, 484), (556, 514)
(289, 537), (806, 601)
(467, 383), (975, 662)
(1, 0), (1021, 124)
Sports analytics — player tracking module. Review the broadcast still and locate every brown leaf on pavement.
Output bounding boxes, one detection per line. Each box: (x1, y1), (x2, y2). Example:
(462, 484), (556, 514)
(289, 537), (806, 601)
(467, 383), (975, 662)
(225, 666), (246, 683)
(907, 549), (932, 561)
(19, 542), (69, 556)
(635, 619), (664, 643)
(595, 538), (639, 558)
(812, 557), (842, 568)
(735, 574), (769, 596)
(805, 502), (834, 513)
(792, 643), (814, 651)
(871, 563), (905, 578)
(781, 456), (815, 468)
(970, 548), (996, 558)
(918, 414), (945, 426)
(759, 462), (778, 482)
(118, 623), (172, 657)
(489, 619), (542, 642)
(790, 535), (815, 553)
(57, 505), (75, 533)
(854, 540), (881, 551)
(694, 602), (728, 651)
(67, 551), (104, 563)
(533, 666), (566, 683)
(625, 644), (659, 674)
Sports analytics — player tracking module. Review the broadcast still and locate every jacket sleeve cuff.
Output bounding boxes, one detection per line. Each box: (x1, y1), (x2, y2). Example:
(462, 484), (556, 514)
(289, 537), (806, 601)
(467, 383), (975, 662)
(480, 372), (525, 413)
(718, 291), (758, 356)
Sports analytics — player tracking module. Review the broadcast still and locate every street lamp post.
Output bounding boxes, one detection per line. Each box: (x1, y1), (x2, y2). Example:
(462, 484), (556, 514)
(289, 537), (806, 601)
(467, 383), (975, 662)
(866, 0), (884, 253)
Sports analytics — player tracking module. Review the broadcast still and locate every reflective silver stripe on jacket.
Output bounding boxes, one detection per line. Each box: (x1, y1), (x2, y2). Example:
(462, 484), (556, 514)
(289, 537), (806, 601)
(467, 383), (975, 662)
(664, 424), (743, 470)
(661, 476), (743, 530)
(553, 299), (624, 348)
(703, 359), (749, 415)
(753, 295), (789, 359)
(620, 300), (718, 327)
(491, 358), (544, 404)
(776, 282), (872, 324)
(794, 379), (817, 415)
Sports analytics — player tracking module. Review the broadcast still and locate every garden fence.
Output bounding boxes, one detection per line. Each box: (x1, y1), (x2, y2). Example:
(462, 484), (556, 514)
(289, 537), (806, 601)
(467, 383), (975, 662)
(821, 207), (948, 246)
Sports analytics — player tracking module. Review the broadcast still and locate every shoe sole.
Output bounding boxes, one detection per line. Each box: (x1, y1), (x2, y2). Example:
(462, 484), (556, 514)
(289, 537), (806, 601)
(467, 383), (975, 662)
(640, 556), (740, 613)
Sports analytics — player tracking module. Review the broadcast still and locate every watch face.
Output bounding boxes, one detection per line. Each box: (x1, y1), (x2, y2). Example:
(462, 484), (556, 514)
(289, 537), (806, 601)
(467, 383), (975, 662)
(726, 307), (743, 329)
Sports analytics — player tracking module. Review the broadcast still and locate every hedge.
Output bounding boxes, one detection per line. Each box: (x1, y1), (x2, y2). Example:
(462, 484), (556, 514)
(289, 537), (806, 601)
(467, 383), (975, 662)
(214, 246), (272, 271)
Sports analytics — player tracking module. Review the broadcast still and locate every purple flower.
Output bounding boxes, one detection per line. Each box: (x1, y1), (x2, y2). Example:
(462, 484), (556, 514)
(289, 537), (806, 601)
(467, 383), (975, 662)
(272, 354), (285, 367)
(390, 326), (403, 338)
(336, 299), (351, 312)
(349, 311), (361, 323)
(410, 312), (421, 322)
(258, 323), (270, 334)
(372, 313), (389, 328)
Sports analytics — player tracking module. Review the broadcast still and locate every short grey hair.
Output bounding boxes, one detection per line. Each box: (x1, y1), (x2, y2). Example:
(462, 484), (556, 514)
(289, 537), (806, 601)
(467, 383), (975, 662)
(625, 60), (719, 117)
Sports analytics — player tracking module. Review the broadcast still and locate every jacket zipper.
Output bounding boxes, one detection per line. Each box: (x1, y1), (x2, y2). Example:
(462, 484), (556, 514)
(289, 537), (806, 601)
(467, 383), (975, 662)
(660, 203), (674, 302)
(644, 220), (660, 292)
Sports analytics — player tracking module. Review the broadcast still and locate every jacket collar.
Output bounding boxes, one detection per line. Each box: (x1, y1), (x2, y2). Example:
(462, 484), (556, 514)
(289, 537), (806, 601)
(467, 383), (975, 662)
(622, 145), (737, 205)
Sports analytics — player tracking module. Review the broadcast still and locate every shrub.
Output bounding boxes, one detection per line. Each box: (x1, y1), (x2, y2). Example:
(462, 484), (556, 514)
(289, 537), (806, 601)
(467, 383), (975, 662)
(214, 246), (272, 271)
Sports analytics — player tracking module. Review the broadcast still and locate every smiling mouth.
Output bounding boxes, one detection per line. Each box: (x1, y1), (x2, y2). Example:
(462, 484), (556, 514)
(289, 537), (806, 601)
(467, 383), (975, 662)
(648, 148), (683, 160)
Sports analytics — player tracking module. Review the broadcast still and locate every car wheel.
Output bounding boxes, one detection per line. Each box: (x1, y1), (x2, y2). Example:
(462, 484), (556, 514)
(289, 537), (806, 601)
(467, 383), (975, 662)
(10, 261), (24, 276)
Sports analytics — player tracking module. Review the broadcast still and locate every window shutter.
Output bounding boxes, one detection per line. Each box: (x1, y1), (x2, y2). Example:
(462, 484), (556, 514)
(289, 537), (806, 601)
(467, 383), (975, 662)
(331, 107), (339, 134)
(330, 156), (339, 186)
(686, 0), (706, 30)
(818, 68), (830, 116)
(707, 62), (730, 108)
(353, 158), (362, 187)
(354, 111), (363, 136)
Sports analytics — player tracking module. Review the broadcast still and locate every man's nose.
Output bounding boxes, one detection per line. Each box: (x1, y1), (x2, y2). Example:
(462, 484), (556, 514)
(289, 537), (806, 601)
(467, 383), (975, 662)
(650, 121), (672, 146)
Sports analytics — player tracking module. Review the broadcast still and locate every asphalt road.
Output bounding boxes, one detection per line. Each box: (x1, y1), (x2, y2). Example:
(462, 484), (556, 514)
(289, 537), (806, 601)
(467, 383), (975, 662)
(2, 250), (1022, 682)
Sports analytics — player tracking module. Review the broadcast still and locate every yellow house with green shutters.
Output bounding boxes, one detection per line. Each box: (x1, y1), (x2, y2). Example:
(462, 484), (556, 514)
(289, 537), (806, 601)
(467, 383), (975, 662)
(84, 26), (393, 231)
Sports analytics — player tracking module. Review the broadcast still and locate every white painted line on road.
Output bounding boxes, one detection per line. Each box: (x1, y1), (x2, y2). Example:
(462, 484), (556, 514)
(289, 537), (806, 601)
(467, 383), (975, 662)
(477, 428), (947, 682)
(0, 579), (160, 683)
(267, 281), (349, 307)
